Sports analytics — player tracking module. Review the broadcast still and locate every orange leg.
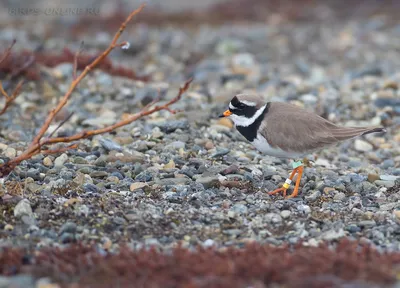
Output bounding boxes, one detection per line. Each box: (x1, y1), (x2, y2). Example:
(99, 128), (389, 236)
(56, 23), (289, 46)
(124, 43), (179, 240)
(268, 167), (298, 198)
(268, 165), (304, 199)
(286, 165), (303, 199)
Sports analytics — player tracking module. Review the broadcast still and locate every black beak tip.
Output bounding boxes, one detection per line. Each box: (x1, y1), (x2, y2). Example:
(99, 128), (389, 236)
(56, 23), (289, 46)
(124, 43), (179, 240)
(218, 114), (225, 118)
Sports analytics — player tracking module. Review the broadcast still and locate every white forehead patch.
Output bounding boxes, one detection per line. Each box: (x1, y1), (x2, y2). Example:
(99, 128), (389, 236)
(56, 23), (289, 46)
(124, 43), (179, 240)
(240, 100), (257, 106)
(229, 103), (236, 110)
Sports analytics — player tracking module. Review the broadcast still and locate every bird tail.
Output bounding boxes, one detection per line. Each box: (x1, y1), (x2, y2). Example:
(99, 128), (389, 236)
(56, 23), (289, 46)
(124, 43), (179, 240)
(331, 126), (386, 141)
(361, 127), (387, 135)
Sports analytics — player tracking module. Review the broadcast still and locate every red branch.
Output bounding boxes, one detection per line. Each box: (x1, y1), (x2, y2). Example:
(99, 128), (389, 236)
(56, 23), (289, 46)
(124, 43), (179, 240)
(0, 40), (25, 115)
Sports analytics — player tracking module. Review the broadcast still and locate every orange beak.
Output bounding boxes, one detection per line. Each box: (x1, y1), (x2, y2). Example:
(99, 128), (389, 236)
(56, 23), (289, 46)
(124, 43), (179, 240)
(219, 110), (232, 118)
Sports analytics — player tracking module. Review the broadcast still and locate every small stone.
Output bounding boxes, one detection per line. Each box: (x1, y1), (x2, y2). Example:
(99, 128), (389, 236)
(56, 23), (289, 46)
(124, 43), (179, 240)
(73, 157), (88, 164)
(380, 175), (399, 181)
(135, 171), (153, 182)
(231, 203), (248, 214)
(14, 199), (33, 218)
(221, 164), (239, 175)
(223, 229), (242, 236)
(393, 210), (400, 220)
(204, 141), (214, 150)
(99, 138), (123, 152)
(4, 224), (13, 231)
(196, 176), (220, 189)
(0, 143), (8, 150)
(43, 156), (53, 167)
(94, 156), (107, 167)
(165, 141), (186, 150)
(297, 204), (311, 214)
(280, 210), (291, 219)
(375, 180), (395, 188)
(359, 220), (376, 228)
(300, 94), (318, 104)
(54, 153), (69, 168)
(53, 63), (73, 79)
(333, 192), (346, 201)
(106, 176), (120, 183)
(217, 118), (233, 128)
(130, 182), (148, 191)
(90, 171), (109, 178)
(157, 120), (189, 133)
(59, 222), (77, 234)
(211, 148), (230, 158)
(164, 159), (176, 169)
(265, 213), (282, 225)
(203, 239), (215, 247)
(368, 173), (380, 183)
(321, 228), (346, 241)
(354, 139), (373, 152)
(380, 203), (397, 211)
(83, 183), (98, 193)
(323, 187), (335, 194)
(4, 147), (16, 158)
(305, 190), (321, 201)
(151, 127), (164, 139)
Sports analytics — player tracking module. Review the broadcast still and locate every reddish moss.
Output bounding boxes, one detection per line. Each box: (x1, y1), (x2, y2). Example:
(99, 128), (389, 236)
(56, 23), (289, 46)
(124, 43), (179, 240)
(1, 238), (400, 287)
(0, 47), (150, 82)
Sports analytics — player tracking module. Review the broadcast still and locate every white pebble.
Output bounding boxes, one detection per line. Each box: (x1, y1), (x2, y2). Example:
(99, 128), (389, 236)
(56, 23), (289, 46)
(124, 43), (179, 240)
(354, 139), (373, 152)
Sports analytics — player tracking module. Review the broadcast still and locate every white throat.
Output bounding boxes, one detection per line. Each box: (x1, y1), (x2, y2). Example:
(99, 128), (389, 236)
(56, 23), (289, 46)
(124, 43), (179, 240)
(229, 104), (267, 127)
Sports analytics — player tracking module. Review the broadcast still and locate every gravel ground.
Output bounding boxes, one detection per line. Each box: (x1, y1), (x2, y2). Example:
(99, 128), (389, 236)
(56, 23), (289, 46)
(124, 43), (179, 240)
(0, 0), (399, 286)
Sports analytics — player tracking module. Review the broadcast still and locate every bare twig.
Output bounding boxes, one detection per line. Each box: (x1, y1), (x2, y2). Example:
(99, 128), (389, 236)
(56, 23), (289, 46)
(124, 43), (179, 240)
(0, 79), (24, 116)
(73, 41), (85, 80)
(41, 143), (79, 155)
(9, 54), (35, 79)
(0, 40), (25, 115)
(47, 111), (75, 139)
(0, 4), (193, 177)
(0, 39), (16, 65)
(31, 4), (146, 147)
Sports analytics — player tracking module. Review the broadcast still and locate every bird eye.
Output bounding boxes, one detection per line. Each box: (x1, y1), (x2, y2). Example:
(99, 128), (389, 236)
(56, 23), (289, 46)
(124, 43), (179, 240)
(237, 103), (245, 109)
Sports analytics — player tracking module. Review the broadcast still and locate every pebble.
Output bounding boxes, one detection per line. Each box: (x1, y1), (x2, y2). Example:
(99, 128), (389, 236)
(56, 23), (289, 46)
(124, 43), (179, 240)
(305, 190), (321, 201)
(4, 147), (16, 158)
(14, 199), (33, 219)
(203, 239), (216, 247)
(265, 213), (282, 225)
(217, 118), (233, 128)
(99, 138), (123, 152)
(164, 159), (176, 169)
(59, 222), (77, 234)
(333, 192), (346, 201)
(297, 204), (311, 215)
(130, 182), (148, 191)
(375, 180), (395, 188)
(157, 120), (189, 133)
(354, 139), (373, 152)
(43, 157), (53, 167)
(280, 210), (291, 219)
(4, 224), (13, 231)
(320, 228), (346, 241)
(165, 141), (186, 150)
(231, 203), (248, 214)
(211, 148), (230, 158)
(54, 153), (69, 168)
(196, 176), (220, 189)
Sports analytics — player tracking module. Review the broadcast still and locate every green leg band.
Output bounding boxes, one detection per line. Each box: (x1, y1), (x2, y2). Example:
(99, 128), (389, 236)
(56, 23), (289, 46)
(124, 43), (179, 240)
(292, 160), (304, 169)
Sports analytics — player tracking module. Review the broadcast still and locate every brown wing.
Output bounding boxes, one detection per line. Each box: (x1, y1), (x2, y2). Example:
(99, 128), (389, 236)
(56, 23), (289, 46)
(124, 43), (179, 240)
(260, 102), (380, 153)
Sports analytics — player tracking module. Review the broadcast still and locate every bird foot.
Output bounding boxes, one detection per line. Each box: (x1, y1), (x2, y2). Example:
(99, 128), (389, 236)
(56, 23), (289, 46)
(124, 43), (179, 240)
(268, 162), (304, 199)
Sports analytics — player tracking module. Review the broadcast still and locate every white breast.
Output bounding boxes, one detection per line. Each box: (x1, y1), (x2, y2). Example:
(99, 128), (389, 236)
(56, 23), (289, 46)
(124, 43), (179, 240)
(251, 133), (304, 159)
